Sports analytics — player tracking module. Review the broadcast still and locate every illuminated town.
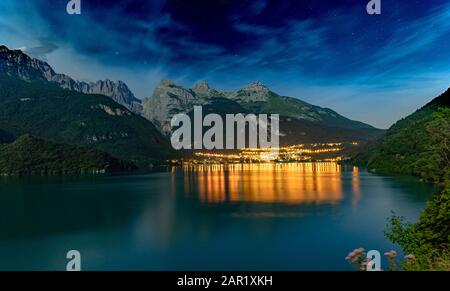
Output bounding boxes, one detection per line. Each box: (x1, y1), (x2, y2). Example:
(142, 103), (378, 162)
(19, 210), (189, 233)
(174, 142), (359, 164)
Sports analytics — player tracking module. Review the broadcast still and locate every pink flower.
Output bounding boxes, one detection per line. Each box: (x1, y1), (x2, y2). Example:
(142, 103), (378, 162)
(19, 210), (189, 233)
(384, 250), (397, 259)
(346, 248), (366, 264)
(405, 254), (416, 262)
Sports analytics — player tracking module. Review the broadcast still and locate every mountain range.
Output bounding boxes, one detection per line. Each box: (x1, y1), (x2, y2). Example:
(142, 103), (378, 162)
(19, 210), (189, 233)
(0, 73), (172, 165)
(0, 45), (142, 113)
(141, 79), (384, 145)
(0, 44), (387, 169)
(1, 44), (384, 148)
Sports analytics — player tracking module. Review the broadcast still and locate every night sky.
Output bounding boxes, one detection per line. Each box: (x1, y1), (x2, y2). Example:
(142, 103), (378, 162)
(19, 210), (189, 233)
(1, 0), (449, 128)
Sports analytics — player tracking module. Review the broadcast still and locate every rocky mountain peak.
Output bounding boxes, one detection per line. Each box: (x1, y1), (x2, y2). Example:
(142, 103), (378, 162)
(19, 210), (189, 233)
(0, 45), (54, 81)
(141, 79), (201, 135)
(158, 78), (176, 87)
(243, 81), (268, 91)
(192, 80), (210, 94)
(236, 81), (271, 102)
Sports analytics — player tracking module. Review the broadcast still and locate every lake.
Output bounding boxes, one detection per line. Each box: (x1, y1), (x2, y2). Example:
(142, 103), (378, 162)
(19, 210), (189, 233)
(0, 162), (435, 270)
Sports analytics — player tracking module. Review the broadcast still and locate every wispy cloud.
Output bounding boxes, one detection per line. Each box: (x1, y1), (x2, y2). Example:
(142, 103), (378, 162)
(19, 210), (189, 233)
(22, 40), (59, 60)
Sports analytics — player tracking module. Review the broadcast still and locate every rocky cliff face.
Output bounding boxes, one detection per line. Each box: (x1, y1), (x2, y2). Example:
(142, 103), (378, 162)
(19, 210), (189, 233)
(141, 79), (202, 134)
(0, 45), (50, 81)
(141, 80), (274, 135)
(78, 79), (142, 114)
(0, 45), (142, 113)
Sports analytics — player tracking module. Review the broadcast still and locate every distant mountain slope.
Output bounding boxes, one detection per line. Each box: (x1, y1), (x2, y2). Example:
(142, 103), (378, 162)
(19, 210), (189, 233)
(224, 81), (372, 129)
(0, 45), (142, 113)
(357, 88), (450, 183)
(0, 135), (136, 175)
(142, 79), (383, 144)
(0, 74), (172, 165)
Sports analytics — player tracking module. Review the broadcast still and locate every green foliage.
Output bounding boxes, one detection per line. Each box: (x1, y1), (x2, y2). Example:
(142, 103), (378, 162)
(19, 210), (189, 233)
(359, 88), (450, 270)
(0, 135), (136, 175)
(386, 187), (450, 270)
(0, 74), (174, 166)
(367, 94), (450, 184)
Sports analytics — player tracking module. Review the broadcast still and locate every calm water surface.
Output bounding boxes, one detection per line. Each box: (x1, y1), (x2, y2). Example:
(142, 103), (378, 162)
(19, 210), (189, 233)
(0, 162), (435, 270)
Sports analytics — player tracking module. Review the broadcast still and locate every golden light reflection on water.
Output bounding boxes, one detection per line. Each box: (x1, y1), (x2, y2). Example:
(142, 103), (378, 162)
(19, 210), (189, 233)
(352, 166), (361, 207)
(175, 162), (361, 205)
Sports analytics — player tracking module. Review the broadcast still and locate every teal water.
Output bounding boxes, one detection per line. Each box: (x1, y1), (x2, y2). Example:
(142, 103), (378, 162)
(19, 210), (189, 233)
(0, 163), (435, 270)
